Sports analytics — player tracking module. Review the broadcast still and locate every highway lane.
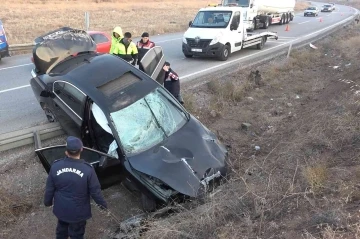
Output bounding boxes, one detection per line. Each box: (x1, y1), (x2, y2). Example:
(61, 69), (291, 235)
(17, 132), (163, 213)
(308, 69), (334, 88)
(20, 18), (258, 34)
(0, 2), (357, 134)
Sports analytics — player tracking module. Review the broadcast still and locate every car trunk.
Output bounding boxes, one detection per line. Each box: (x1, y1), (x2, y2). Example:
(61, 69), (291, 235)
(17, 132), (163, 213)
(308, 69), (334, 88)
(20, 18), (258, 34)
(32, 27), (97, 75)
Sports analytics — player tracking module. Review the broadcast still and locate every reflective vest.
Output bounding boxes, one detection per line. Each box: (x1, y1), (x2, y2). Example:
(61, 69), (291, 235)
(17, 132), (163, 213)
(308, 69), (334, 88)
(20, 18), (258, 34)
(109, 26), (123, 54)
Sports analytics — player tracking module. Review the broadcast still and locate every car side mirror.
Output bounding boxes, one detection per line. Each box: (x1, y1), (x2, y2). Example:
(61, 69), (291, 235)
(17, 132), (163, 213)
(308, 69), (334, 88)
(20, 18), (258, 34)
(189, 20), (192, 27)
(230, 24), (237, 31)
(250, 3), (253, 8)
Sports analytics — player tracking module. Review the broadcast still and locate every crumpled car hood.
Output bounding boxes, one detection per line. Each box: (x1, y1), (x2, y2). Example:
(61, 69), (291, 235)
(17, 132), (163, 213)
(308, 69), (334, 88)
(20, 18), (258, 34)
(128, 115), (227, 197)
(32, 27), (96, 75)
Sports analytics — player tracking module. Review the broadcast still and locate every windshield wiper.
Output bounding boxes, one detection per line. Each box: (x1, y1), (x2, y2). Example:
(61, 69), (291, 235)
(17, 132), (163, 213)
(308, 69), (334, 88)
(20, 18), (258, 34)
(143, 98), (168, 137)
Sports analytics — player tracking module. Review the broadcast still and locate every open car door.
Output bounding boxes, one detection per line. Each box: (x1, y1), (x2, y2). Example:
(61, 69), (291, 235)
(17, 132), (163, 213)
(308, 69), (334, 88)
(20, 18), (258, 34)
(35, 146), (123, 189)
(139, 46), (166, 84)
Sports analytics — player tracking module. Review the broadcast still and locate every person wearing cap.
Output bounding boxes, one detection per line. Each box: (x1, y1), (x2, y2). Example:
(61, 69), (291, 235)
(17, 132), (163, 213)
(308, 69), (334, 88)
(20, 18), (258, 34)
(136, 32), (155, 71)
(163, 61), (184, 104)
(44, 136), (107, 239)
(113, 31), (138, 65)
(109, 26), (123, 54)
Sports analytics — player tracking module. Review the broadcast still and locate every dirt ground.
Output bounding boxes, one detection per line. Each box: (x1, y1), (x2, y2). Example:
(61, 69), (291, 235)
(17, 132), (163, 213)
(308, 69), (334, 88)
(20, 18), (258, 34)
(2, 3), (360, 239)
(1, 0), (309, 44)
(140, 18), (360, 239)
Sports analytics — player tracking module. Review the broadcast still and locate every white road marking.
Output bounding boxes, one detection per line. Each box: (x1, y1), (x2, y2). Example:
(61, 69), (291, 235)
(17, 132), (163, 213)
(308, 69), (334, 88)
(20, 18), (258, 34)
(0, 63), (32, 71)
(0, 84), (30, 93)
(298, 20), (311, 24)
(182, 41), (294, 80)
(0, 10), (356, 93)
(183, 12), (356, 80)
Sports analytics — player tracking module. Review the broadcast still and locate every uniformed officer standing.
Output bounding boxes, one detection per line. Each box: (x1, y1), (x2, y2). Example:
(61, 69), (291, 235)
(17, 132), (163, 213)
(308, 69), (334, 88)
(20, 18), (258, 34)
(162, 61), (184, 104)
(44, 136), (108, 239)
(136, 32), (155, 72)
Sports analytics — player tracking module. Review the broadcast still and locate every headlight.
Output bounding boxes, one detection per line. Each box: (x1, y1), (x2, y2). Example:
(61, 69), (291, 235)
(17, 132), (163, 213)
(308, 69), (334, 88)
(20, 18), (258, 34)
(209, 32), (223, 45)
(182, 36), (187, 44)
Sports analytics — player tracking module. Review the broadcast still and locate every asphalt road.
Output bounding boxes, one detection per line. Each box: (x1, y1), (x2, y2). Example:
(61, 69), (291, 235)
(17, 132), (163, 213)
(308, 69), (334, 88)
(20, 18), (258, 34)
(0, 2), (357, 134)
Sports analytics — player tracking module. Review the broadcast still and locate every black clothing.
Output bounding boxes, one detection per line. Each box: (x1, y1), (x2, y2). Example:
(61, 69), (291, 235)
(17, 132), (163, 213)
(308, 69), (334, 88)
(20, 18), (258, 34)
(56, 220), (87, 239)
(44, 157), (107, 223)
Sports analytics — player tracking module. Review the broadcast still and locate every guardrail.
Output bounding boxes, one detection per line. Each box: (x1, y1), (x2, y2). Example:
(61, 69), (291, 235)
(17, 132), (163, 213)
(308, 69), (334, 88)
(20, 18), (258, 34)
(9, 43), (35, 54)
(1, 8), (358, 153)
(0, 122), (64, 152)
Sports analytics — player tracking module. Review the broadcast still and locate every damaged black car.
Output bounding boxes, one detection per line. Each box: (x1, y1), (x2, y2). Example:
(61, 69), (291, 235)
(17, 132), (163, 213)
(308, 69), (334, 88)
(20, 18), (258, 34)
(30, 27), (228, 212)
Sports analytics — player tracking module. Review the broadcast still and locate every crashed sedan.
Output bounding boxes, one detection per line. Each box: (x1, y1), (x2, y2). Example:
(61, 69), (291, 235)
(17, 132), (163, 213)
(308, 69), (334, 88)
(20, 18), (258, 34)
(30, 28), (228, 211)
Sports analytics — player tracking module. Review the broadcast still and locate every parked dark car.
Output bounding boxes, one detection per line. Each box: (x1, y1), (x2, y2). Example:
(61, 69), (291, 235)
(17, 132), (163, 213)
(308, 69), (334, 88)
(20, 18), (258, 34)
(0, 20), (10, 61)
(30, 28), (228, 212)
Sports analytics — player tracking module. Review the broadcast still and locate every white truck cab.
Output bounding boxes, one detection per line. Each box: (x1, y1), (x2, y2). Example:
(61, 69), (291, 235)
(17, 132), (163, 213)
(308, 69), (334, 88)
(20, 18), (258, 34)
(182, 6), (278, 61)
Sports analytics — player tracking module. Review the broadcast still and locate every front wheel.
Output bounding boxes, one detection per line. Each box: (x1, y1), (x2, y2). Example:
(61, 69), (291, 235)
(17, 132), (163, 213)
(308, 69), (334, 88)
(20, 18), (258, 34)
(43, 106), (57, 123)
(218, 45), (230, 61)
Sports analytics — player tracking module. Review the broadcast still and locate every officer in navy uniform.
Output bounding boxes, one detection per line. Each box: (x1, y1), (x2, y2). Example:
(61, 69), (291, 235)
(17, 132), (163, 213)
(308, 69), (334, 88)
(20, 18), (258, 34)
(44, 136), (108, 239)
(162, 61), (184, 104)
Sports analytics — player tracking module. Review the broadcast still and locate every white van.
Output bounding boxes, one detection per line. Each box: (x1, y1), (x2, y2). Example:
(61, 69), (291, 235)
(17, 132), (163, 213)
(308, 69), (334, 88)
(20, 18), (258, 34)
(182, 6), (278, 61)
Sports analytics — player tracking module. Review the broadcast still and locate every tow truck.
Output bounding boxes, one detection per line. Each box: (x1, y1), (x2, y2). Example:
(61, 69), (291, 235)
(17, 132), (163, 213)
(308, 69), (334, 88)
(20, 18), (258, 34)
(182, 6), (278, 61)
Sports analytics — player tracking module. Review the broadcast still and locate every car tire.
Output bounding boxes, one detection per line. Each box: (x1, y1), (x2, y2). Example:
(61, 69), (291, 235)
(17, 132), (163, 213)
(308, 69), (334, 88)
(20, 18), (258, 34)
(218, 45), (230, 61)
(256, 37), (265, 50)
(43, 106), (57, 123)
(262, 17), (269, 29)
(184, 54), (193, 58)
(141, 193), (157, 212)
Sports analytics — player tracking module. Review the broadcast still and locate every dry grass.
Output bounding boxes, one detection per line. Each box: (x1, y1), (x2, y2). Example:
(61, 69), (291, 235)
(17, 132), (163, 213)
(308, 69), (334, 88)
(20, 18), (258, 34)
(1, 0), (210, 44)
(295, 1), (310, 11)
(303, 164), (328, 192)
(139, 19), (360, 239)
(2, 0), (310, 44)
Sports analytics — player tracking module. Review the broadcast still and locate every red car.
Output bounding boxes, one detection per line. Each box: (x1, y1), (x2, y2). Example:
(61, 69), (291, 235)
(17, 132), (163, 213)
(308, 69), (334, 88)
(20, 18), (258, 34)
(31, 30), (111, 63)
(87, 30), (111, 53)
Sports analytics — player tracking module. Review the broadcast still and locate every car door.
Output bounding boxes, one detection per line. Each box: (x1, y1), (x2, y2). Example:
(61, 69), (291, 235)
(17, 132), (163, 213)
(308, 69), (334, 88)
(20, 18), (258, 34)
(52, 80), (86, 138)
(139, 46), (166, 85)
(35, 146), (123, 189)
(229, 11), (243, 51)
(90, 33), (111, 53)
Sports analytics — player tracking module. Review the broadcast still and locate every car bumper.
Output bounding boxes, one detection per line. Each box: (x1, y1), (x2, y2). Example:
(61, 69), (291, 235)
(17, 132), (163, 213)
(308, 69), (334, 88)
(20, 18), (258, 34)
(304, 12), (317, 16)
(182, 42), (225, 58)
(321, 9), (331, 12)
(0, 45), (10, 57)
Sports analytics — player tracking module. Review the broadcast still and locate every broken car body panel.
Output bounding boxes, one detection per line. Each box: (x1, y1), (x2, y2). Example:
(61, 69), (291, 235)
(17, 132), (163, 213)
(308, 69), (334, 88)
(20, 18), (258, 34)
(32, 27), (97, 75)
(127, 115), (227, 197)
(30, 28), (228, 208)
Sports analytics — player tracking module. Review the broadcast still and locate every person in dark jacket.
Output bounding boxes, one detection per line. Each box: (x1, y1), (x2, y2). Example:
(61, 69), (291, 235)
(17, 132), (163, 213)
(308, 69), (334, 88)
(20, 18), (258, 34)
(44, 136), (107, 239)
(163, 61), (184, 104)
(136, 32), (155, 71)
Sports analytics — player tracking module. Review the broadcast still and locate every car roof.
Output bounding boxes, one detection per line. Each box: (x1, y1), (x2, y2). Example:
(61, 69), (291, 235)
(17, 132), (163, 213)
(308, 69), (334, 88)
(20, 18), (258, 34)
(49, 53), (159, 113)
(87, 31), (111, 39)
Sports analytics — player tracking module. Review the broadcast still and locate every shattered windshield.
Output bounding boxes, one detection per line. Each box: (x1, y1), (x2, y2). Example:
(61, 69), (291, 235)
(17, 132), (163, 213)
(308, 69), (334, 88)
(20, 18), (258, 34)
(110, 87), (188, 155)
(191, 11), (232, 28)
